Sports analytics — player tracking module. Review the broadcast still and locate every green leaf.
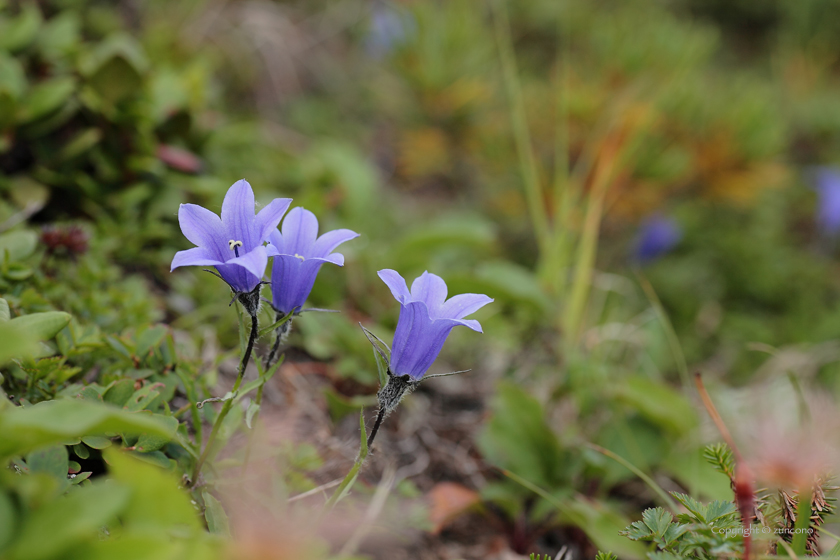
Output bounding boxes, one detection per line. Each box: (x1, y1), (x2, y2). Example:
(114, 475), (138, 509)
(245, 401), (259, 429)
(661, 522), (689, 547)
(26, 445), (69, 483)
(641, 508), (673, 539)
(134, 325), (167, 358)
(80, 436), (112, 450)
(0, 491), (15, 551)
(0, 299), (9, 323)
(102, 379), (135, 408)
(562, 497), (647, 559)
(670, 492), (707, 522)
(0, 321), (38, 364)
(325, 409), (368, 508)
(7, 480), (131, 560)
(134, 416), (178, 453)
(705, 500), (737, 523)
(0, 400), (176, 457)
(623, 519), (654, 540)
(202, 491), (231, 536)
(0, 230), (37, 262)
(57, 127), (102, 162)
(611, 376), (697, 435)
(0, 4), (42, 52)
(72, 443), (89, 460)
(20, 77), (75, 123)
(36, 12), (80, 58)
(105, 449), (200, 531)
(8, 311), (71, 341)
(477, 381), (566, 490)
(123, 384), (161, 412)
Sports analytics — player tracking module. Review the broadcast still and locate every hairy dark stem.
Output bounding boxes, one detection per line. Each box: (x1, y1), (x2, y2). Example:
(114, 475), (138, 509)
(264, 313), (290, 370)
(189, 311), (259, 487)
(366, 407), (386, 450)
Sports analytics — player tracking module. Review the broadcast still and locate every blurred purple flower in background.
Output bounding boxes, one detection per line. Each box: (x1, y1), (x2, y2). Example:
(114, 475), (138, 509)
(633, 215), (682, 263)
(812, 167), (840, 238)
(365, 1), (414, 58)
(267, 208), (359, 315)
(378, 269), (493, 380)
(171, 180), (291, 294)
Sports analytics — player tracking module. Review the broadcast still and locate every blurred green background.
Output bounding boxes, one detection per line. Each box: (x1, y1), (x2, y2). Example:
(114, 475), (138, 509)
(3, 0), (840, 558)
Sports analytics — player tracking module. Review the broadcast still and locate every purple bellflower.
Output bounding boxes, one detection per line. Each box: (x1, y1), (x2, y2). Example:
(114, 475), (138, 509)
(361, 269), (492, 447)
(633, 215), (682, 263)
(266, 207), (360, 316)
(171, 179), (291, 305)
(812, 168), (840, 237)
(377, 269), (493, 381)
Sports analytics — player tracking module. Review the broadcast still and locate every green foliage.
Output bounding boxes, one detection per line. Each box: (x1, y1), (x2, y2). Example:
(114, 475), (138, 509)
(702, 443), (735, 481)
(620, 494), (742, 560)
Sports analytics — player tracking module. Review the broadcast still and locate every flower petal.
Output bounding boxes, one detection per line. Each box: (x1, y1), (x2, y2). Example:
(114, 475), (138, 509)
(269, 255), (325, 315)
(221, 179), (257, 250)
(215, 245), (268, 293)
(267, 229), (284, 256)
(281, 207), (320, 255)
(311, 229), (360, 259)
(178, 203), (225, 260)
(410, 271), (448, 317)
(171, 247), (223, 272)
(255, 197), (292, 244)
(390, 301), (457, 380)
(227, 245), (269, 280)
(378, 269), (410, 304)
(439, 293), (494, 321)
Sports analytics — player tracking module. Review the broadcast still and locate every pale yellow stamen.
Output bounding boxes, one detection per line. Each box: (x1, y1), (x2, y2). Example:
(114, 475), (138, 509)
(294, 253), (305, 261)
(228, 240), (243, 251)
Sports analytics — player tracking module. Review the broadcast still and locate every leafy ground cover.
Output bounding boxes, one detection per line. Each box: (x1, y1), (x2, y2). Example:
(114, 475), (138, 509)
(4, 0), (840, 559)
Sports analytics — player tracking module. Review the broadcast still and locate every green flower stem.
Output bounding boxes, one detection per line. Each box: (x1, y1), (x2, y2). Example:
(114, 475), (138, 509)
(325, 409), (369, 508)
(189, 311), (258, 488)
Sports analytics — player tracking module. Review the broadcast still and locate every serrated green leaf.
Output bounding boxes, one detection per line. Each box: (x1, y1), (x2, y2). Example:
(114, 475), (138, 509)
(705, 500), (737, 523)
(0, 298), (10, 323)
(622, 519), (654, 540)
(642, 508), (673, 539)
(661, 522), (689, 547)
(670, 492), (707, 522)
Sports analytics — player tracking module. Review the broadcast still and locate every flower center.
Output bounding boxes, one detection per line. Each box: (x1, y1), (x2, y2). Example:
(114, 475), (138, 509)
(229, 239), (243, 258)
(294, 253), (305, 261)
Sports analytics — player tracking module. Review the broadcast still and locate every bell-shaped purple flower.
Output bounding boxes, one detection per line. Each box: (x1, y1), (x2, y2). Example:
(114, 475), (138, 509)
(267, 207), (359, 315)
(813, 168), (840, 237)
(633, 215), (682, 263)
(378, 269), (493, 381)
(171, 179), (291, 294)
